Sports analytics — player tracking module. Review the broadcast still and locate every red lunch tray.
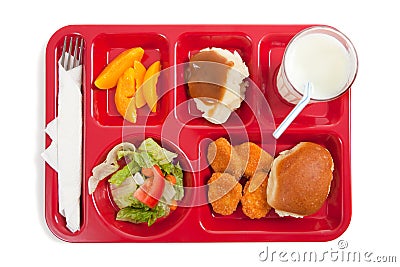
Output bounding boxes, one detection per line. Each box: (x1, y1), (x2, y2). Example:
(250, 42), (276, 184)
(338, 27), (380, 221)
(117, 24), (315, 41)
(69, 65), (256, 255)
(45, 24), (351, 242)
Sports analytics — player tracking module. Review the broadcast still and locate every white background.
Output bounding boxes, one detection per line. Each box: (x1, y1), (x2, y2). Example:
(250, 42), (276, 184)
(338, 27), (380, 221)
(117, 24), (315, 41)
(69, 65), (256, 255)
(1, 0), (399, 266)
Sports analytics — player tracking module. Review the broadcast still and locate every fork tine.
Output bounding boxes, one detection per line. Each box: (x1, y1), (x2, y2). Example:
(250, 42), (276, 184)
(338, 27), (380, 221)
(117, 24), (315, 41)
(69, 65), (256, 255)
(78, 38), (84, 66)
(66, 37), (73, 70)
(73, 38), (79, 68)
(60, 36), (67, 68)
(61, 36), (84, 70)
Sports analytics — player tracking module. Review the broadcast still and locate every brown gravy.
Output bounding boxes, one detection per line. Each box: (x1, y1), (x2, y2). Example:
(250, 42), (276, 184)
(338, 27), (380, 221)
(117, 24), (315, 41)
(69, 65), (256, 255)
(187, 50), (234, 102)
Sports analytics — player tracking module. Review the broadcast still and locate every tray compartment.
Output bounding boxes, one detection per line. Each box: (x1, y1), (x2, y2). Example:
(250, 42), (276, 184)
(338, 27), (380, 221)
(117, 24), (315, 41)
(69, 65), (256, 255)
(90, 134), (196, 239)
(258, 32), (346, 127)
(91, 32), (172, 127)
(198, 132), (347, 238)
(174, 32), (257, 128)
(44, 33), (88, 240)
(197, 130), (275, 224)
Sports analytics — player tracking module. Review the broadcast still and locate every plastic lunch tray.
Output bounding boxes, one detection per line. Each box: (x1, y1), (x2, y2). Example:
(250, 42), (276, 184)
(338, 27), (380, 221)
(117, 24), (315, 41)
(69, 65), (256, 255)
(44, 25), (351, 242)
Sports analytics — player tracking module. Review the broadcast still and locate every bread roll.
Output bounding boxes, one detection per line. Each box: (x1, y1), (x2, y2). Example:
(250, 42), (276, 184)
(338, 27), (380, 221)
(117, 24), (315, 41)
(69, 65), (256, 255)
(267, 142), (334, 217)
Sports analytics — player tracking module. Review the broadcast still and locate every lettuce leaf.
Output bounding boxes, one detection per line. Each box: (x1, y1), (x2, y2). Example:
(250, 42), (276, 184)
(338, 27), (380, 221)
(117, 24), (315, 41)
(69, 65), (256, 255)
(109, 177), (138, 209)
(108, 160), (140, 186)
(161, 162), (184, 201)
(171, 162), (184, 200)
(116, 202), (170, 226)
(138, 138), (178, 165)
(117, 150), (134, 160)
(136, 151), (156, 168)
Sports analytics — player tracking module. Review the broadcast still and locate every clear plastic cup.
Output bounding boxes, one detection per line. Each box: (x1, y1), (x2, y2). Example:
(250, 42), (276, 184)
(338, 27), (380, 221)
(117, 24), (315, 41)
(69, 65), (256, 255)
(276, 26), (358, 104)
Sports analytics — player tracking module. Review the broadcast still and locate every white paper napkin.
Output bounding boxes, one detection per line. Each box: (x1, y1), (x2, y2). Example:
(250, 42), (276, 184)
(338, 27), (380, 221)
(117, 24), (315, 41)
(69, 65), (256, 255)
(41, 52), (82, 233)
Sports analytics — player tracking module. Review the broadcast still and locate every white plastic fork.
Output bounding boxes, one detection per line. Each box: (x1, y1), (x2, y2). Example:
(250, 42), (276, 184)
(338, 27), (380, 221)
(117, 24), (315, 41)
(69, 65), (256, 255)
(60, 36), (84, 71)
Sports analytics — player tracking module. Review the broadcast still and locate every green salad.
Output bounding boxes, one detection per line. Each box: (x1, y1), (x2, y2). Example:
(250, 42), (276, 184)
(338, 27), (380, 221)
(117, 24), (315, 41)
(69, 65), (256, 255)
(95, 138), (184, 226)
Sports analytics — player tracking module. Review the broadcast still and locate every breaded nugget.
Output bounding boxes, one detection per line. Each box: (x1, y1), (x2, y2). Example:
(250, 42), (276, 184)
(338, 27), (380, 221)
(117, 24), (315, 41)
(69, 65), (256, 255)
(207, 138), (231, 172)
(241, 172), (271, 219)
(207, 172), (242, 215)
(207, 137), (244, 178)
(234, 142), (273, 178)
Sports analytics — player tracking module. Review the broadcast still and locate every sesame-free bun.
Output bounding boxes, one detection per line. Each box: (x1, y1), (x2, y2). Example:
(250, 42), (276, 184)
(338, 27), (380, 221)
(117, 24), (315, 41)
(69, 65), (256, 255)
(267, 142), (334, 217)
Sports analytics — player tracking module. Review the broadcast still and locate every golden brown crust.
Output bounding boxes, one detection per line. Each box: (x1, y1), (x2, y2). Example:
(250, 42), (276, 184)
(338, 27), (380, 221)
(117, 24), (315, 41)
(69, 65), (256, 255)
(207, 138), (231, 172)
(207, 172), (242, 215)
(241, 172), (271, 219)
(207, 137), (244, 178)
(267, 142), (334, 217)
(234, 142), (274, 178)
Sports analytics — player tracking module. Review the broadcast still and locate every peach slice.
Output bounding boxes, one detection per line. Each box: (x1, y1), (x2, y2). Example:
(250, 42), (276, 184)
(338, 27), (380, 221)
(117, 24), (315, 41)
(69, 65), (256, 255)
(115, 67), (137, 123)
(94, 47), (144, 90)
(143, 61), (161, 112)
(133, 61), (147, 108)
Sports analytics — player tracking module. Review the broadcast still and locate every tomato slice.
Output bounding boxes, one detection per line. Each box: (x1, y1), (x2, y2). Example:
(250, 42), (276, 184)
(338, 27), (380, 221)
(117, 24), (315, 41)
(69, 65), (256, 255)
(134, 165), (165, 208)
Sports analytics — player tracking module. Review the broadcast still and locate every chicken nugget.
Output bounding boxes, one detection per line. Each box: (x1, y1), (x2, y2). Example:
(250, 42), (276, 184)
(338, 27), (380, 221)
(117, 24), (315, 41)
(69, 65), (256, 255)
(207, 137), (244, 178)
(241, 172), (271, 219)
(234, 142), (273, 178)
(207, 172), (242, 215)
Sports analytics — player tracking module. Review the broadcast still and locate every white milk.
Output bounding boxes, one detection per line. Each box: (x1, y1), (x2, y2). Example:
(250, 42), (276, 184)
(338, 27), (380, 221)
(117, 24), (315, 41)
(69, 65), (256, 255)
(284, 33), (352, 100)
